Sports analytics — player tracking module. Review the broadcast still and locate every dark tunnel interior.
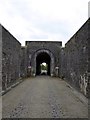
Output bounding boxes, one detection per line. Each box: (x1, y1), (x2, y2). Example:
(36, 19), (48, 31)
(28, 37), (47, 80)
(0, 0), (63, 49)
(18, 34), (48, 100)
(36, 52), (51, 75)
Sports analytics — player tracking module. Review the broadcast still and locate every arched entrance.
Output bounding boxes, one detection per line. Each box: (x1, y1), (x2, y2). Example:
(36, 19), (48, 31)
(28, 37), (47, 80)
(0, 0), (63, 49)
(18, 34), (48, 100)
(36, 52), (51, 75)
(31, 49), (55, 76)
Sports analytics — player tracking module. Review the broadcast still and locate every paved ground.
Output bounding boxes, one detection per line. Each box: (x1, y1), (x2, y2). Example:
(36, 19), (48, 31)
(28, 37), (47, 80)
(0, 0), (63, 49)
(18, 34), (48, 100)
(2, 76), (88, 118)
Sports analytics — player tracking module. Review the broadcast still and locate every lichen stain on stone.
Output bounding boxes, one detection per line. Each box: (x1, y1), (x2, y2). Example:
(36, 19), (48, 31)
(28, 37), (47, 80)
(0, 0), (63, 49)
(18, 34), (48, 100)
(79, 72), (88, 96)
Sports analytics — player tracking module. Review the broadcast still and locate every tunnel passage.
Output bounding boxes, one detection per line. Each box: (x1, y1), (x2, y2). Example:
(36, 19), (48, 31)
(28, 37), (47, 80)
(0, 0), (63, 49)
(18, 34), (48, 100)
(36, 52), (51, 75)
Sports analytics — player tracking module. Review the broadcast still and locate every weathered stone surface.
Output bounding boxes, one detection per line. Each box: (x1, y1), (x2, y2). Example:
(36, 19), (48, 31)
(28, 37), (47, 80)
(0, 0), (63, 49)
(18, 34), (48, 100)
(2, 26), (21, 90)
(20, 46), (27, 78)
(87, 19), (90, 116)
(0, 24), (2, 120)
(0, 24), (2, 90)
(59, 18), (90, 97)
(25, 41), (62, 76)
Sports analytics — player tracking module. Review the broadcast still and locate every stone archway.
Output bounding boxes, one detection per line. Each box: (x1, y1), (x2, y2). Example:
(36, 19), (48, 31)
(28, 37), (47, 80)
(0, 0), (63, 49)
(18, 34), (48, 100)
(32, 49), (55, 76)
(36, 52), (51, 75)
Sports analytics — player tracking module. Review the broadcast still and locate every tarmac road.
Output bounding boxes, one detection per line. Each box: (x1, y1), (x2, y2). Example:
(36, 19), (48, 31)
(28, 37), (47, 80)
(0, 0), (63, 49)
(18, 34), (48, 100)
(2, 76), (88, 118)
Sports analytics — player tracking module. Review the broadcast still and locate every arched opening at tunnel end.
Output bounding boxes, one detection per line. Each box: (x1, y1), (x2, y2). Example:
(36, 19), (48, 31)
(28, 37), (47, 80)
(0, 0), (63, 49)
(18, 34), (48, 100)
(36, 52), (51, 76)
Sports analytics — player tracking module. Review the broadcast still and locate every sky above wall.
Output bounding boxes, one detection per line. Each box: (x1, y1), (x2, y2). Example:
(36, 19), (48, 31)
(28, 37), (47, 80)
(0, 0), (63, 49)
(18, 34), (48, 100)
(0, 0), (89, 46)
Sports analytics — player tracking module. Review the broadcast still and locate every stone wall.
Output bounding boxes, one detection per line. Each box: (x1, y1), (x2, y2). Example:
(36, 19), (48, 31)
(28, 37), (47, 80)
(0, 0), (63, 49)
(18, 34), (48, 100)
(0, 24), (2, 92)
(20, 46), (27, 78)
(59, 18), (90, 97)
(2, 26), (21, 90)
(25, 41), (62, 76)
(88, 18), (90, 98)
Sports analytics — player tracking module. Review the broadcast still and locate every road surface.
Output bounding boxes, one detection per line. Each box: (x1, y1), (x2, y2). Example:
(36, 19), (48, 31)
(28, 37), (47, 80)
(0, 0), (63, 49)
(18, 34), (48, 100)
(2, 76), (88, 118)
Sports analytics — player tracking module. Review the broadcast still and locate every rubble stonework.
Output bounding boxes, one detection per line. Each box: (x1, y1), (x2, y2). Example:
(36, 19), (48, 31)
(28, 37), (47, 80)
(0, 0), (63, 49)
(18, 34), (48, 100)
(25, 41), (62, 76)
(59, 18), (90, 97)
(2, 26), (21, 90)
(0, 24), (2, 92)
(20, 46), (27, 78)
(1, 18), (90, 97)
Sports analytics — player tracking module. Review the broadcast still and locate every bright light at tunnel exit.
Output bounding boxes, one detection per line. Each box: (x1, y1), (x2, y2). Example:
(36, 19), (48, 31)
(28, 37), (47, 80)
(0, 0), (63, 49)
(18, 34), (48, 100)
(42, 62), (47, 66)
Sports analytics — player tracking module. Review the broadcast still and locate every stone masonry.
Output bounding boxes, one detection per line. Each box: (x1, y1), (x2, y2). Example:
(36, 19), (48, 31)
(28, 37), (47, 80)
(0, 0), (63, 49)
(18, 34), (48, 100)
(59, 18), (90, 97)
(0, 24), (2, 92)
(25, 41), (62, 77)
(20, 46), (27, 78)
(1, 18), (90, 97)
(2, 26), (21, 90)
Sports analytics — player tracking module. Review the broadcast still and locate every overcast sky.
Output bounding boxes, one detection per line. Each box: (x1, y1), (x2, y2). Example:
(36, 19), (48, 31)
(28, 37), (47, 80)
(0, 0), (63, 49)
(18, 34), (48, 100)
(0, 0), (89, 46)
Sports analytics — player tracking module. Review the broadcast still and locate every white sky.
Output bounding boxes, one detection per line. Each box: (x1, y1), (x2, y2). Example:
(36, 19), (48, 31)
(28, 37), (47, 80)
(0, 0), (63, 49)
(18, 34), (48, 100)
(0, 0), (89, 46)
(41, 62), (46, 66)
